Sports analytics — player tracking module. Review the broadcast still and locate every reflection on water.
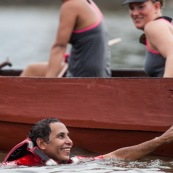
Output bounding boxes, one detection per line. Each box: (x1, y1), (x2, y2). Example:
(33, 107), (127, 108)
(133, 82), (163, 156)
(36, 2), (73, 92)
(0, 156), (173, 173)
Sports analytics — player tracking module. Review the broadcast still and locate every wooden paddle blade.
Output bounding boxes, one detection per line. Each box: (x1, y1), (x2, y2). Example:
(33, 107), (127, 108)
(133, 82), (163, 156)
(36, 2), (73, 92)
(57, 63), (69, 78)
(108, 38), (122, 46)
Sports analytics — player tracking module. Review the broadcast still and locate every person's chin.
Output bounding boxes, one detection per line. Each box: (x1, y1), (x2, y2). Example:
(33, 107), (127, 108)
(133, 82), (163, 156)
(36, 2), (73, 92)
(62, 154), (70, 160)
(59, 155), (70, 163)
(59, 149), (71, 162)
(135, 24), (144, 30)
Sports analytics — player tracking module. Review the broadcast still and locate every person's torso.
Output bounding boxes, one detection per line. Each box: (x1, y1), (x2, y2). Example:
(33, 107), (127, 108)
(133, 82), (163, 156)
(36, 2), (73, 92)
(143, 17), (173, 77)
(145, 45), (165, 77)
(66, 0), (111, 77)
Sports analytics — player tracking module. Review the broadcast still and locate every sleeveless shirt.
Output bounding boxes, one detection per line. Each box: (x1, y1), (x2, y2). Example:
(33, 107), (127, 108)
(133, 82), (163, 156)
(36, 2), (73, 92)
(66, 0), (111, 77)
(142, 16), (173, 77)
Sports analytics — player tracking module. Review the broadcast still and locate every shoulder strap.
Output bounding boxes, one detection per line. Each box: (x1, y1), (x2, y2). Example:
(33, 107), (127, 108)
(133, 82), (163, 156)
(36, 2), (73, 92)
(156, 16), (172, 22)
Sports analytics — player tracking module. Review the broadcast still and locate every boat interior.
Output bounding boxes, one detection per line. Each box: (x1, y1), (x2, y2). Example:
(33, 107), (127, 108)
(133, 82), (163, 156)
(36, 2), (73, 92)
(0, 60), (147, 77)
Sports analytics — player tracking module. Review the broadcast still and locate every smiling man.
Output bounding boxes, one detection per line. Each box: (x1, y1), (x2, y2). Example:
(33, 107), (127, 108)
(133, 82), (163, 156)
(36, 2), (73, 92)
(3, 118), (173, 166)
(4, 118), (73, 166)
(40, 122), (72, 162)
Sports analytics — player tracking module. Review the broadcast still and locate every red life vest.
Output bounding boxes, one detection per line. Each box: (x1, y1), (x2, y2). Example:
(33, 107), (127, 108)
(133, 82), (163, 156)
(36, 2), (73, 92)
(3, 138), (58, 166)
(3, 138), (103, 166)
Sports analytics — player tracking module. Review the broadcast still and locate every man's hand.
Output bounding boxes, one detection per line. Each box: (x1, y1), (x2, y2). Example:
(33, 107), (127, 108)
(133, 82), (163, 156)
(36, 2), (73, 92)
(159, 125), (173, 144)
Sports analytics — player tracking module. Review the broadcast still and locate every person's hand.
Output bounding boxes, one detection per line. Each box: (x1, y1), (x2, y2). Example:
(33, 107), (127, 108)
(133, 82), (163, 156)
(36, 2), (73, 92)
(158, 125), (173, 144)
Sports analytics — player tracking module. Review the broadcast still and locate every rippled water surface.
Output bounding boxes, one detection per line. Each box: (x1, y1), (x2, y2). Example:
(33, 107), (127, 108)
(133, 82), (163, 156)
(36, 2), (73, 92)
(0, 157), (173, 173)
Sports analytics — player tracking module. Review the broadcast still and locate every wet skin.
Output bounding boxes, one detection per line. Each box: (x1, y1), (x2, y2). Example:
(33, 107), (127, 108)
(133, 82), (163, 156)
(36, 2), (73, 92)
(41, 122), (73, 162)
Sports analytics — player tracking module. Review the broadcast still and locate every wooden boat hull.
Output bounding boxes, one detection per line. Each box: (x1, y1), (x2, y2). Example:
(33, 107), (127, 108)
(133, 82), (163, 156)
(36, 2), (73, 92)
(0, 69), (173, 157)
(0, 121), (170, 156)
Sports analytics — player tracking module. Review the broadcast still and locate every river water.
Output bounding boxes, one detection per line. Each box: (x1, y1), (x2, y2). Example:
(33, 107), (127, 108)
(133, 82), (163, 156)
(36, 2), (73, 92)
(1, 1), (172, 70)
(0, 1), (173, 172)
(0, 5), (144, 69)
(0, 156), (173, 173)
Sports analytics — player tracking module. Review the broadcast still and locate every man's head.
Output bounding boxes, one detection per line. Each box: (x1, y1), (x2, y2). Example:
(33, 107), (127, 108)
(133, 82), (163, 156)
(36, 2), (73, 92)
(28, 118), (73, 162)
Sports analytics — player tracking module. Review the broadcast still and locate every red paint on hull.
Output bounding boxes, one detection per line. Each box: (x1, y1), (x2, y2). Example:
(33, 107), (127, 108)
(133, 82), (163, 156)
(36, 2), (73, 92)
(0, 76), (173, 156)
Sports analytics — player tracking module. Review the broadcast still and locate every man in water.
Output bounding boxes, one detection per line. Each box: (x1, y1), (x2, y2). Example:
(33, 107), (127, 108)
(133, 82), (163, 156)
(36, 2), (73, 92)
(3, 118), (173, 166)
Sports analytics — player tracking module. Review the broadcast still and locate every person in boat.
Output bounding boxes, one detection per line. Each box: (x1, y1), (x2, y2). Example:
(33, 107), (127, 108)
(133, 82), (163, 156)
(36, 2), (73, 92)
(122, 0), (173, 77)
(20, 0), (111, 78)
(3, 117), (173, 166)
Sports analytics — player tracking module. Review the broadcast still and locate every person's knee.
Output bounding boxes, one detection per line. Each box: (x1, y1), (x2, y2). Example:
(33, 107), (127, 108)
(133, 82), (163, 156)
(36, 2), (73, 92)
(21, 63), (46, 77)
(23, 64), (37, 76)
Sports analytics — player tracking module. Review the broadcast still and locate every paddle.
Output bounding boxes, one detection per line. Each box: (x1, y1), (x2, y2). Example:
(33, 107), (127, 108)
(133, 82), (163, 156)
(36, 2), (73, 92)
(58, 63), (69, 78)
(108, 38), (122, 46)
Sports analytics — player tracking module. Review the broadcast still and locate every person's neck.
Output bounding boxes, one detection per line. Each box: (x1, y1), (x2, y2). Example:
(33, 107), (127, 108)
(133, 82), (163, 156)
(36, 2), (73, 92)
(155, 11), (162, 18)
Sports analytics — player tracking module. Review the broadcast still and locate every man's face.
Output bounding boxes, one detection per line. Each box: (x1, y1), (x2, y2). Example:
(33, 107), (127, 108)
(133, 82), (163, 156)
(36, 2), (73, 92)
(42, 122), (73, 162)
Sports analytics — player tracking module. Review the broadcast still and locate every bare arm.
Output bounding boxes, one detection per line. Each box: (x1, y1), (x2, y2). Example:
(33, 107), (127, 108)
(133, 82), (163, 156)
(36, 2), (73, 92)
(144, 20), (173, 78)
(45, 2), (77, 77)
(103, 125), (173, 161)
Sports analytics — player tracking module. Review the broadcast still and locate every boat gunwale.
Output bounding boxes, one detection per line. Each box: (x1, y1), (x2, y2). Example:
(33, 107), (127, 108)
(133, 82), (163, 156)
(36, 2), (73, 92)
(0, 118), (169, 133)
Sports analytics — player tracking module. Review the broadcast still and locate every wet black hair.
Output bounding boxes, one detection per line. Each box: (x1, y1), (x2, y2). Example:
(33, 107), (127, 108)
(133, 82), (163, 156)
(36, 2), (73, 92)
(28, 117), (61, 146)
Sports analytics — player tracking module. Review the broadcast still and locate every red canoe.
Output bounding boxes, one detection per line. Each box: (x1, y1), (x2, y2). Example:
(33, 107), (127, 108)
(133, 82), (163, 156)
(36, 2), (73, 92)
(0, 68), (173, 157)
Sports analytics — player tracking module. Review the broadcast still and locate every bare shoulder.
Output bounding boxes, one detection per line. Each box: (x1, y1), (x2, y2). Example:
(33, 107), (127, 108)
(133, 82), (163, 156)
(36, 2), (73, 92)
(144, 20), (170, 36)
(61, 0), (84, 11)
(144, 19), (173, 53)
(145, 19), (170, 31)
(59, 0), (81, 22)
